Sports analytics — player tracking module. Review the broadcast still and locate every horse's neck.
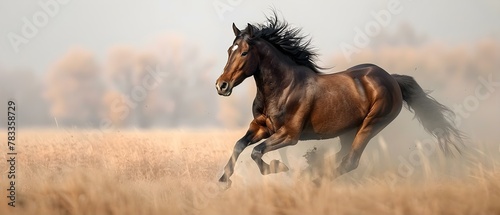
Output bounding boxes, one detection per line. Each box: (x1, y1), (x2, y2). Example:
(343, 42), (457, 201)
(253, 41), (296, 97)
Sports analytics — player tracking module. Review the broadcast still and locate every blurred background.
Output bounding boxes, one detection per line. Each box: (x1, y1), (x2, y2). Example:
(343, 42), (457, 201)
(0, 0), (499, 147)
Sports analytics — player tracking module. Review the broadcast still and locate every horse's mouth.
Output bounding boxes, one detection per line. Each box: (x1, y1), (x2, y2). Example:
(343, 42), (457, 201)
(218, 89), (232, 97)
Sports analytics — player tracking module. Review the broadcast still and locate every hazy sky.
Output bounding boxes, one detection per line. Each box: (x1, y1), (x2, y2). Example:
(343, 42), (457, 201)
(1, 0), (499, 74)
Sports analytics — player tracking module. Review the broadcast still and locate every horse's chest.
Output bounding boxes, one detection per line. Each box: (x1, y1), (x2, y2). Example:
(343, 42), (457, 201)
(262, 103), (287, 132)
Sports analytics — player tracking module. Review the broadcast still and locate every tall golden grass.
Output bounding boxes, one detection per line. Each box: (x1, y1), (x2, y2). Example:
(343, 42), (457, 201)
(1, 130), (499, 215)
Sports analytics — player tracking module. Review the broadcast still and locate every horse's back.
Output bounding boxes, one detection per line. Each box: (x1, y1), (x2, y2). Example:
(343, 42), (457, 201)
(345, 64), (393, 81)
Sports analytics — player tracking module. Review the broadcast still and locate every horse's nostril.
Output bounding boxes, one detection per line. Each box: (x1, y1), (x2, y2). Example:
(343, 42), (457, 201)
(221, 82), (229, 91)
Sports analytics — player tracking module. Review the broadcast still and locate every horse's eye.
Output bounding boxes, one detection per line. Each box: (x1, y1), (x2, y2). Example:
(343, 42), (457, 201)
(241, 51), (248, 56)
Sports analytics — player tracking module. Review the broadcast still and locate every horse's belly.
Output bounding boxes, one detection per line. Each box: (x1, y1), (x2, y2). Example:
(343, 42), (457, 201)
(301, 100), (365, 140)
(299, 120), (360, 141)
(299, 130), (340, 140)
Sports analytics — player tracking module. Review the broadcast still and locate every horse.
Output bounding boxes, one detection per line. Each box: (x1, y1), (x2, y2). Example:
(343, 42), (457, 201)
(215, 13), (465, 187)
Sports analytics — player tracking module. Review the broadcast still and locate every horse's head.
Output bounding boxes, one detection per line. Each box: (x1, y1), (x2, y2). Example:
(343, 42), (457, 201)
(216, 23), (259, 96)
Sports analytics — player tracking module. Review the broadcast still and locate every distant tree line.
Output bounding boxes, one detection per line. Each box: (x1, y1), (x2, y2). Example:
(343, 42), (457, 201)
(0, 30), (498, 129)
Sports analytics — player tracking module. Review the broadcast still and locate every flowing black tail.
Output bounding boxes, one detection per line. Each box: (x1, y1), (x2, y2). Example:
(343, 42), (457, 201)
(392, 74), (466, 155)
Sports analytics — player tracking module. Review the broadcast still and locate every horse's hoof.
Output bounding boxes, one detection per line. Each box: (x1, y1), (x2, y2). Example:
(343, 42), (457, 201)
(270, 160), (289, 173)
(218, 176), (232, 190)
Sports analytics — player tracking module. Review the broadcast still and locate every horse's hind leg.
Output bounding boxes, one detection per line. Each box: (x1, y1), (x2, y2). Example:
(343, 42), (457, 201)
(336, 122), (386, 176)
(336, 129), (357, 164)
(311, 130), (356, 182)
(336, 106), (398, 177)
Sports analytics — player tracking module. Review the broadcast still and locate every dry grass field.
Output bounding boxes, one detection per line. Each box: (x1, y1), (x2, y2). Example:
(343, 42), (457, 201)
(1, 129), (499, 215)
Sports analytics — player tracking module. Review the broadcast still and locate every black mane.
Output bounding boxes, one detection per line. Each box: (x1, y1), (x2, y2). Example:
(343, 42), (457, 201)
(250, 12), (322, 73)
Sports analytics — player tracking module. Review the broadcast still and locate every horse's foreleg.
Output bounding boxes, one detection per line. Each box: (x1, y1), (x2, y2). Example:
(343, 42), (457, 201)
(219, 120), (269, 186)
(250, 98), (311, 175)
(251, 130), (298, 175)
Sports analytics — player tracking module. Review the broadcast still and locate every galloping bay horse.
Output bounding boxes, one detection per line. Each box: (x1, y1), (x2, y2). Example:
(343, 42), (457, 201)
(215, 13), (465, 187)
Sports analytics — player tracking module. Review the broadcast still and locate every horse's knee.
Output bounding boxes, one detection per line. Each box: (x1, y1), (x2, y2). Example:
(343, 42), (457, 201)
(251, 148), (263, 161)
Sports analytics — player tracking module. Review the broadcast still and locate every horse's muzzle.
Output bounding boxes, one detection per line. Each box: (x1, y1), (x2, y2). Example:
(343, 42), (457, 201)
(215, 80), (232, 96)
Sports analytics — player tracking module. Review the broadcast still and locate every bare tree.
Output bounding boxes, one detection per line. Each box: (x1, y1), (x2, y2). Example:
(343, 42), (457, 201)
(44, 47), (105, 127)
(141, 35), (217, 127)
(103, 35), (218, 128)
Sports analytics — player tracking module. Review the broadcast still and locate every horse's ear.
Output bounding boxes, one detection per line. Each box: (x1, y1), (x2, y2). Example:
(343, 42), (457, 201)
(232, 23), (241, 36)
(246, 23), (255, 38)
